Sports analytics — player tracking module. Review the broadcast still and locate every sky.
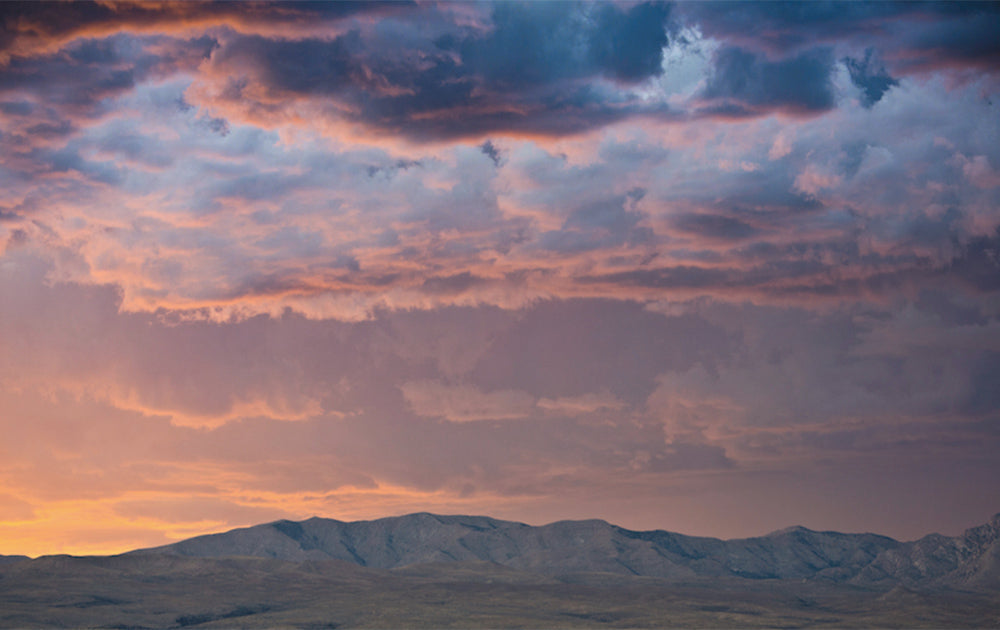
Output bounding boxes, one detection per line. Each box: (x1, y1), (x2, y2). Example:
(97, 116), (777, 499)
(1, 1), (999, 557)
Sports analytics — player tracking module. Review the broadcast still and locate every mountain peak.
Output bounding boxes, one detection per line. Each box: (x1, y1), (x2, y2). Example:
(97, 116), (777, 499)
(765, 525), (815, 536)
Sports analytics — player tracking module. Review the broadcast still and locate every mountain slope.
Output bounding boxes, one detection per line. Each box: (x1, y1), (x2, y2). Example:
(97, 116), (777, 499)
(856, 513), (1000, 588)
(0, 555), (29, 567)
(133, 511), (1000, 588)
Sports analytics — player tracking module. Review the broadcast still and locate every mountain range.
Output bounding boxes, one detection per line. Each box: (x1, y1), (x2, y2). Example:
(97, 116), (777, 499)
(2, 512), (998, 628)
(130, 511), (1000, 588)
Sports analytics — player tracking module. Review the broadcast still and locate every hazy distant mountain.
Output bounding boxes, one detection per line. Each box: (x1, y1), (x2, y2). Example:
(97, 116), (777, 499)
(135, 511), (1000, 588)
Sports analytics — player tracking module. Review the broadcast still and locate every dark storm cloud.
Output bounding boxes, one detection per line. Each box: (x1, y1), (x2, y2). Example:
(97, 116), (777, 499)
(679, 1), (910, 54)
(685, 1), (1000, 79)
(0, 44), (135, 108)
(457, 1), (671, 85)
(896, 7), (1000, 73)
(0, 33), (216, 132)
(206, 37), (650, 140)
(843, 49), (899, 108)
(4, 0), (997, 150)
(0, 1), (409, 57)
(375, 89), (665, 141)
(201, 2), (675, 139)
(210, 33), (360, 96)
(685, 2), (1000, 54)
(698, 46), (836, 116)
(589, 1), (673, 81)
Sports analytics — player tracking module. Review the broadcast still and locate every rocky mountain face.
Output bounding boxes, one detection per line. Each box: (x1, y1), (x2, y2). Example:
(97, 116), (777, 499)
(134, 512), (1000, 589)
(857, 513), (1000, 588)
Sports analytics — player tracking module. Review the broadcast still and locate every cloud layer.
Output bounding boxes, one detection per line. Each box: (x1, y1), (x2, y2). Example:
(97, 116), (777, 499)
(0, 1), (998, 555)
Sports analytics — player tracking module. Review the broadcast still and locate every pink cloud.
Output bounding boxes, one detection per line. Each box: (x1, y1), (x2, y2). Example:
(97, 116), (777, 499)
(958, 154), (1000, 189)
(793, 163), (843, 196)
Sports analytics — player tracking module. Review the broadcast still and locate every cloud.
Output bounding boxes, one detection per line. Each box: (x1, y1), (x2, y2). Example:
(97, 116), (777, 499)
(461, 1), (672, 85)
(843, 49), (899, 108)
(587, 1), (673, 81)
(680, 2), (912, 55)
(538, 190), (653, 253)
(537, 390), (625, 415)
(698, 46), (836, 117)
(181, 2), (678, 141)
(0, 33), (215, 122)
(400, 380), (535, 422)
(671, 212), (759, 241)
(1, 0), (1000, 555)
(480, 139), (502, 167)
(1, 253), (999, 552)
(0, 252), (352, 427)
(468, 299), (739, 404)
(888, 7), (1000, 75)
(3, 66), (997, 318)
(684, 1), (1000, 76)
(793, 163), (843, 196)
(949, 228), (1000, 292)
(957, 154), (1000, 189)
(646, 299), (1000, 453)
(0, 1), (410, 62)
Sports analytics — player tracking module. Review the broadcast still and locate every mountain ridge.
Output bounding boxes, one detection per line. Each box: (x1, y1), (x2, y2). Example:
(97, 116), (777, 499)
(122, 511), (1000, 589)
(4, 513), (999, 628)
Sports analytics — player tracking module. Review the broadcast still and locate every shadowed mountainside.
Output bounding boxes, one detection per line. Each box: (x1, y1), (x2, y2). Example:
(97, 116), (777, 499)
(133, 511), (1000, 588)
